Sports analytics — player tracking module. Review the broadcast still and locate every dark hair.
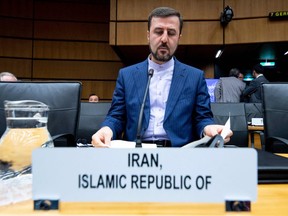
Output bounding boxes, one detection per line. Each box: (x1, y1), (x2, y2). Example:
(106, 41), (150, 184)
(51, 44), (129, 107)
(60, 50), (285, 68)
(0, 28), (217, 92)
(253, 64), (264, 74)
(229, 68), (240, 78)
(89, 93), (99, 99)
(148, 7), (183, 34)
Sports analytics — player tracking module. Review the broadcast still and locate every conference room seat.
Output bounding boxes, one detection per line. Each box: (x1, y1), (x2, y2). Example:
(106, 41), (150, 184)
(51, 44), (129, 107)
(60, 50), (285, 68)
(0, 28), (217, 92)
(262, 83), (288, 153)
(76, 102), (111, 144)
(211, 102), (249, 147)
(244, 103), (263, 124)
(0, 81), (82, 147)
(244, 103), (265, 148)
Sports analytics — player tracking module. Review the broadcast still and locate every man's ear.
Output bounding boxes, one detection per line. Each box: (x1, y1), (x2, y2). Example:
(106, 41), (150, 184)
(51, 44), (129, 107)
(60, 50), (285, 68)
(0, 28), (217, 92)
(147, 30), (150, 42)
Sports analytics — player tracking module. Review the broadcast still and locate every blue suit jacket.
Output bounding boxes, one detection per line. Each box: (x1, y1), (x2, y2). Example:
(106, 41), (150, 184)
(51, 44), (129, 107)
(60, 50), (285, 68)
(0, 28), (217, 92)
(101, 58), (214, 147)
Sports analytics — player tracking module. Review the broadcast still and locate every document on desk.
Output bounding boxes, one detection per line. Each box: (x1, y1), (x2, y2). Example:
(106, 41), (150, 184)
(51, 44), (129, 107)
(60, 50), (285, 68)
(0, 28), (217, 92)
(102, 117), (230, 149)
(109, 140), (157, 148)
(182, 117), (230, 148)
(220, 116), (230, 139)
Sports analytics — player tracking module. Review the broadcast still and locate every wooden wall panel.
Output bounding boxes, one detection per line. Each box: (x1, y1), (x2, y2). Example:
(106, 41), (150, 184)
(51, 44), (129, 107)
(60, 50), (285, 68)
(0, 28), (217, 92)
(225, 18), (288, 44)
(33, 41), (120, 61)
(33, 60), (122, 80)
(0, 38), (32, 58)
(34, 21), (109, 41)
(115, 21), (223, 45)
(181, 22), (223, 45)
(112, 0), (288, 46)
(116, 22), (147, 45)
(0, 0), (120, 101)
(113, 0), (223, 46)
(0, 0), (33, 18)
(110, 0), (117, 21)
(81, 80), (116, 101)
(0, 58), (32, 79)
(0, 18), (33, 38)
(109, 22), (117, 45)
(226, 0), (288, 18)
(34, 0), (109, 22)
(116, 0), (222, 20)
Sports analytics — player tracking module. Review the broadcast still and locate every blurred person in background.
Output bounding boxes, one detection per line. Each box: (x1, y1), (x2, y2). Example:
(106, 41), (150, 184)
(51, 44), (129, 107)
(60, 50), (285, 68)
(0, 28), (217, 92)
(88, 94), (99, 102)
(214, 68), (246, 103)
(242, 64), (269, 103)
(0, 72), (17, 81)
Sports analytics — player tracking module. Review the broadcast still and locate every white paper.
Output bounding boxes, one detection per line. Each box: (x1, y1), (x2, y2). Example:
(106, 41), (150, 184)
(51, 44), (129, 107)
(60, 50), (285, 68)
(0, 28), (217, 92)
(220, 116), (231, 139)
(109, 140), (157, 148)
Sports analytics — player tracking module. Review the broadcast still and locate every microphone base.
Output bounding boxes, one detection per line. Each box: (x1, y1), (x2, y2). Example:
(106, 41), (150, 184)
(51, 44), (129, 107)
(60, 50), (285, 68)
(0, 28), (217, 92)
(135, 139), (142, 148)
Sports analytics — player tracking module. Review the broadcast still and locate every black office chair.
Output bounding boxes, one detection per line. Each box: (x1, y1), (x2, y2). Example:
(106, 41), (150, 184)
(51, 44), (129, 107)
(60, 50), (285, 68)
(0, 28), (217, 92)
(211, 102), (249, 147)
(244, 103), (263, 124)
(262, 83), (288, 153)
(0, 81), (82, 147)
(76, 102), (111, 144)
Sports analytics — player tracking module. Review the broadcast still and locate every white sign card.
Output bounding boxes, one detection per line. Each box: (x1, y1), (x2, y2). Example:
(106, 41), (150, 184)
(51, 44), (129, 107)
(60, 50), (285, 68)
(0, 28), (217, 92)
(32, 148), (257, 203)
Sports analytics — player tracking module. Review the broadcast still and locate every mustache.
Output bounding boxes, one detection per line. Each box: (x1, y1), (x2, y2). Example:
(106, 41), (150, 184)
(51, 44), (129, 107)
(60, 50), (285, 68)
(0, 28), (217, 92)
(158, 44), (169, 50)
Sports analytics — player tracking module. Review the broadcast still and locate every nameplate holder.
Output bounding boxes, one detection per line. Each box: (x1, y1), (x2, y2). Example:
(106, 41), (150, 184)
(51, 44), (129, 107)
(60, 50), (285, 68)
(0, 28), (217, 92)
(251, 118), (263, 126)
(32, 148), (257, 214)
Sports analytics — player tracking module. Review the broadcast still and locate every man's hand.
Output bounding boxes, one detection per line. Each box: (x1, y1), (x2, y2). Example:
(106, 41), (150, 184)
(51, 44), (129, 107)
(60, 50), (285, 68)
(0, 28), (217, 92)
(203, 124), (233, 143)
(91, 126), (113, 147)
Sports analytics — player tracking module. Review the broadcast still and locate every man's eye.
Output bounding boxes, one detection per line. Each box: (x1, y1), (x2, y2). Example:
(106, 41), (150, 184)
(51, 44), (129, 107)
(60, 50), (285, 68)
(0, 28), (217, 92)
(155, 30), (163, 35)
(168, 31), (176, 36)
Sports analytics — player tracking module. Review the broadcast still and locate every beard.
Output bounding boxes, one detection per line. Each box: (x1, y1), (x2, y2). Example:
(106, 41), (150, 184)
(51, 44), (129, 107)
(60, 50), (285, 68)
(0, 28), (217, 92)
(149, 44), (174, 63)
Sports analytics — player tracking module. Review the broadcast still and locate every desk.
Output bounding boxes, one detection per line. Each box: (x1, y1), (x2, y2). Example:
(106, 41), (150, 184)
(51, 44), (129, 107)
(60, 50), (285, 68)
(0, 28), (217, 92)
(0, 184), (287, 215)
(248, 125), (264, 149)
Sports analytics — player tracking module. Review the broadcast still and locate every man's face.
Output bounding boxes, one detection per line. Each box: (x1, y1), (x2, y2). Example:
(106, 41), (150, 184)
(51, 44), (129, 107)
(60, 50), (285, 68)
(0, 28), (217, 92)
(238, 73), (244, 81)
(89, 95), (99, 102)
(147, 16), (181, 64)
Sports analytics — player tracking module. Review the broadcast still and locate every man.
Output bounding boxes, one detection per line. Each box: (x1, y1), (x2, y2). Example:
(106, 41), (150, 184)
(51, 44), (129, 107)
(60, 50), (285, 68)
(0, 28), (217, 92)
(242, 64), (269, 103)
(88, 94), (99, 102)
(92, 7), (232, 147)
(0, 72), (17, 81)
(214, 68), (246, 102)
(238, 72), (244, 81)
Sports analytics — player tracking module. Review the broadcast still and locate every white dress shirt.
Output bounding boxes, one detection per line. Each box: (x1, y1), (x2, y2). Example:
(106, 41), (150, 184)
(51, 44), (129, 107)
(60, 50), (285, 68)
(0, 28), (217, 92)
(142, 57), (174, 141)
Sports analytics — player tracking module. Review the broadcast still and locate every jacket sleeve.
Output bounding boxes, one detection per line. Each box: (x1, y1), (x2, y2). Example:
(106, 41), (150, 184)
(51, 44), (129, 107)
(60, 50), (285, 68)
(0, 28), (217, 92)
(242, 80), (258, 96)
(100, 69), (126, 139)
(214, 79), (222, 102)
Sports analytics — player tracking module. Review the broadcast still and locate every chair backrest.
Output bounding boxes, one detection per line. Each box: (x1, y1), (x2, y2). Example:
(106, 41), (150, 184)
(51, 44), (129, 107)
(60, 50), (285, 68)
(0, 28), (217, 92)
(76, 102), (111, 144)
(0, 82), (82, 147)
(262, 83), (288, 153)
(211, 102), (248, 147)
(244, 103), (263, 124)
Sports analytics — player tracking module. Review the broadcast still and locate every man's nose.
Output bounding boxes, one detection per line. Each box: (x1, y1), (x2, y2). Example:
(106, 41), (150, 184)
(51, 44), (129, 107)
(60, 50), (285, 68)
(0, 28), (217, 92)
(161, 31), (168, 43)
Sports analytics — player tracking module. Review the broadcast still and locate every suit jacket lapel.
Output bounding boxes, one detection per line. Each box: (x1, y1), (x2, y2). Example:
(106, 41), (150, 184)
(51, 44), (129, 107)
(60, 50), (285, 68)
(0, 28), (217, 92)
(164, 60), (187, 121)
(133, 61), (150, 131)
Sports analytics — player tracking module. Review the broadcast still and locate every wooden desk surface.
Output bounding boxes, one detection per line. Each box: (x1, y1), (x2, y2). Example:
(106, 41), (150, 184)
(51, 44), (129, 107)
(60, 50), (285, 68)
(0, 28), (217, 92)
(248, 125), (264, 131)
(0, 184), (287, 215)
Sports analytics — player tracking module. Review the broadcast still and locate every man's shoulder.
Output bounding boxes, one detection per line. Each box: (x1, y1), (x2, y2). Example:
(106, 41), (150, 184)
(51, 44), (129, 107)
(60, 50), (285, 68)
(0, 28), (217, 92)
(121, 60), (147, 71)
(258, 75), (269, 83)
(175, 59), (202, 72)
(174, 60), (204, 78)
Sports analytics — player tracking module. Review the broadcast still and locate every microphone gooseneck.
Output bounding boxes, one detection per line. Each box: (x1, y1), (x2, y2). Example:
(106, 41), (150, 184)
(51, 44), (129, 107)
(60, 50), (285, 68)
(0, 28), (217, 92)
(135, 69), (154, 148)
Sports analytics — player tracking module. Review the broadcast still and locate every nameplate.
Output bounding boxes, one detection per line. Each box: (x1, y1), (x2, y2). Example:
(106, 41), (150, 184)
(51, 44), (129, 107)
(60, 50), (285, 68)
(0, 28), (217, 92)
(32, 148), (257, 203)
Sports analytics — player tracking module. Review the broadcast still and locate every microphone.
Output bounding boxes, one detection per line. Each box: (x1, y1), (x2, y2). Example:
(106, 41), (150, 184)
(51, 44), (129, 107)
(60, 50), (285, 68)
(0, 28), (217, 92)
(135, 69), (154, 148)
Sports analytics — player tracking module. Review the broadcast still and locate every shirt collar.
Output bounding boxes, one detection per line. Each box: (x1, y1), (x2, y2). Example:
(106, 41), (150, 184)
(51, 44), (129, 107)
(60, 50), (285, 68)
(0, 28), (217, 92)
(148, 56), (174, 72)
(256, 74), (263, 78)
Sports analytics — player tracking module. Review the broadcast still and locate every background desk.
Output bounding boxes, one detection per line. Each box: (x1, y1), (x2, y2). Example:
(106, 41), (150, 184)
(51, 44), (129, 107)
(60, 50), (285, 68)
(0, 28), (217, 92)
(0, 184), (287, 215)
(248, 125), (264, 149)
